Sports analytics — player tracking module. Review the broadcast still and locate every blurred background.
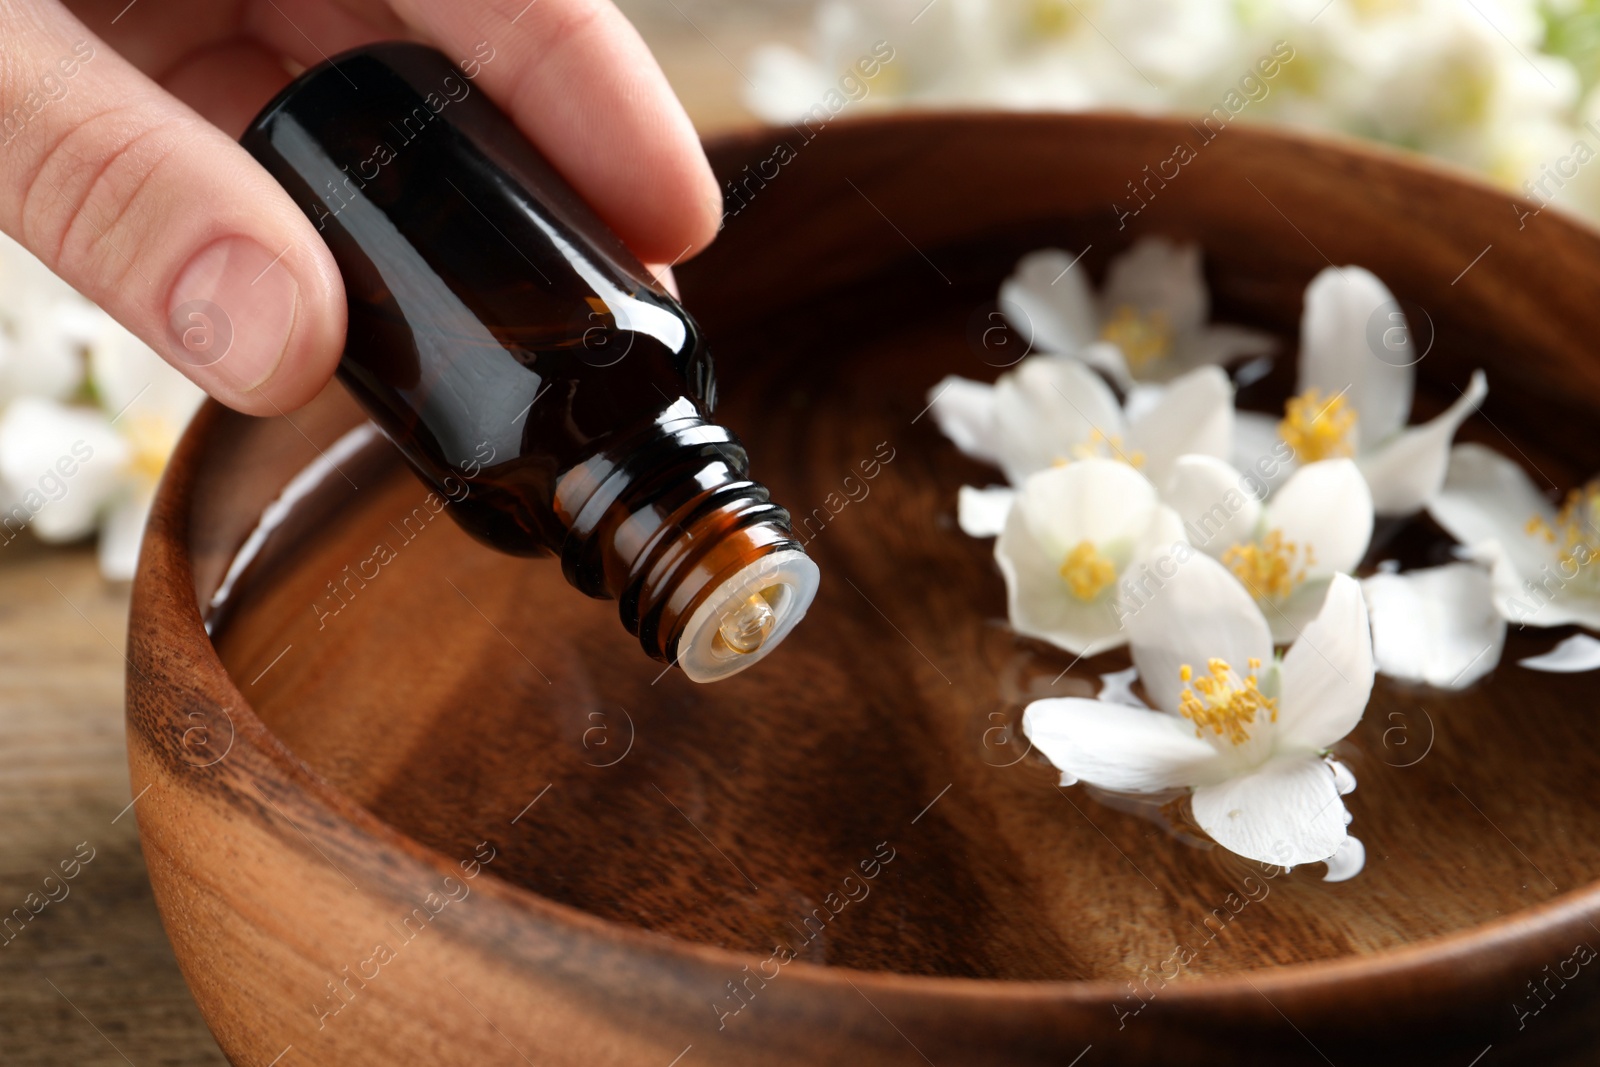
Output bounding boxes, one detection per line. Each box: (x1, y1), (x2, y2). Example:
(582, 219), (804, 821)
(640, 0), (1600, 205)
(2, 0), (1597, 1061)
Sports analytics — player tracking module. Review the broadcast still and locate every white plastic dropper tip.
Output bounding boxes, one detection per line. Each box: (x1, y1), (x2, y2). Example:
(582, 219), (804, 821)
(676, 550), (820, 683)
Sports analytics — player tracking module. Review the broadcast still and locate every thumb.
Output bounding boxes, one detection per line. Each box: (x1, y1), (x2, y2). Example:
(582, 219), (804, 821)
(0, 10), (344, 415)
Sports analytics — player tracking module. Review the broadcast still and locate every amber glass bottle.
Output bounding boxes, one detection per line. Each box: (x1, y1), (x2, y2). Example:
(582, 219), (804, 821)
(241, 42), (816, 681)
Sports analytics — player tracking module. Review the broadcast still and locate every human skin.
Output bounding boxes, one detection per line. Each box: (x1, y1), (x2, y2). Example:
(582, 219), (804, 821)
(0, 0), (720, 413)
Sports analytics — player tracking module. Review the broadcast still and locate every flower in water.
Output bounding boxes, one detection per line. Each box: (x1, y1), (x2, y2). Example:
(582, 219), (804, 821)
(1429, 443), (1600, 631)
(1023, 552), (1373, 869)
(927, 354), (1233, 537)
(1234, 265), (1487, 516)
(1164, 454), (1373, 642)
(995, 458), (1185, 657)
(999, 237), (1274, 387)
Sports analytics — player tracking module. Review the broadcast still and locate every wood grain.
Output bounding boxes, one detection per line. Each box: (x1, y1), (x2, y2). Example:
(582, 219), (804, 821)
(130, 115), (1600, 1064)
(0, 540), (225, 1066)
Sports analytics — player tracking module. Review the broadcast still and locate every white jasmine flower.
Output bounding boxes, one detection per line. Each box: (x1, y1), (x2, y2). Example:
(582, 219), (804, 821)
(1234, 265), (1487, 515)
(1207, 0), (1580, 211)
(0, 231), (98, 403)
(1164, 454), (1373, 642)
(88, 322), (205, 579)
(1267, 0), (1577, 187)
(999, 238), (1273, 388)
(744, 0), (1600, 223)
(995, 458), (1185, 657)
(0, 318), (202, 580)
(745, 0), (921, 122)
(928, 354), (1233, 536)
(1429, 443), (1600, 631)
(1024, 552), (1373, 869)
(743, 0), (1095, 121)
(744, 0), (1240, 120)
(1360, 562), (1505, 689)
(0, 398), (128, 541)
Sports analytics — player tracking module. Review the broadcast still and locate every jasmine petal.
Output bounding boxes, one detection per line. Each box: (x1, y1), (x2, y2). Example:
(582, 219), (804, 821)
(1519, 633), (1600, 673)
(1191, 756), (1349, 869)
(1361, 562), (1504, 689)
(1322, 836), (1367, 883)
(1357, 370), (1488, 515)
(956, 484), (1015, 538)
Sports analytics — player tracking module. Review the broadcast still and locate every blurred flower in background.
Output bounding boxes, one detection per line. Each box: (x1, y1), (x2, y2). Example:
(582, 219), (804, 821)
(0, 233), (203, 580)
(746, 0), (1600, 221)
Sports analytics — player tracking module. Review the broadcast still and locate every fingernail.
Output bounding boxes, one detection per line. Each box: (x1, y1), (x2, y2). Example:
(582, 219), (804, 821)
(166, 237), (298, 390)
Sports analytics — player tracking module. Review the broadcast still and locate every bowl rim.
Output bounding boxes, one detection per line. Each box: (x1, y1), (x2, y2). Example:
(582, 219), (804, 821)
(137, 108), (1600, 1011)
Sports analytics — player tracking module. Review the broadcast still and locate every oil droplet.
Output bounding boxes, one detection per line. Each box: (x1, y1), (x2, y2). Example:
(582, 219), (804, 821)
(717, 592), (777, 655)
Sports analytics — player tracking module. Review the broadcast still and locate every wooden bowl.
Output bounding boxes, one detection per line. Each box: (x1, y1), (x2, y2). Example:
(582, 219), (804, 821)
(128, 114), (1600, 1065)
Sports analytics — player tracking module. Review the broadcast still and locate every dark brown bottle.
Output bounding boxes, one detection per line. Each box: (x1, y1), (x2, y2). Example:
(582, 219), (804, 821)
(241, 42), (816, 681)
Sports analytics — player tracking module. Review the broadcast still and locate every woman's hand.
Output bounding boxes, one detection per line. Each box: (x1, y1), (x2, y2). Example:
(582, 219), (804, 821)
(0, 0), (720, 413)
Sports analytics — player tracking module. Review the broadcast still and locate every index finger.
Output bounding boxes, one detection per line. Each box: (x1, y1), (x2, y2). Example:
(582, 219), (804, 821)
(383, 0), (722, 265)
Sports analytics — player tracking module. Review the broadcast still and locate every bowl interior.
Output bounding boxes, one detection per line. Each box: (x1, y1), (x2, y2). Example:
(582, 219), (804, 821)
(203, 116), (1600, 983)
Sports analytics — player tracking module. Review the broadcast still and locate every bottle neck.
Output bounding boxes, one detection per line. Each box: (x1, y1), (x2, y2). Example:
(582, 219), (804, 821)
(552, 408), (816, 676)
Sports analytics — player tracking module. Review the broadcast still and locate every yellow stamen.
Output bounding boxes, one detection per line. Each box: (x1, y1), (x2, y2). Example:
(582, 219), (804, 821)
(122, 414), (180, 485)
(1026, 0), (1083, 38)
(859, 57), (901, 94)
(1059, 540), (1117, 601)
(1099, 305), (1172, 373)
(1222, 529), (1314, 601)
(1069, 427), (1145, 469)
(1527, 482), (1600, 577)
(1177, 657), (1277, 746)
(1279, 387), (1356, 463)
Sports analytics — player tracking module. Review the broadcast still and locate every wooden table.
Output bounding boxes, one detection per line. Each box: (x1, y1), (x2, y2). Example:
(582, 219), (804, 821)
(0, 540), (228, 1065)
(0, 7), (783, 1060)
